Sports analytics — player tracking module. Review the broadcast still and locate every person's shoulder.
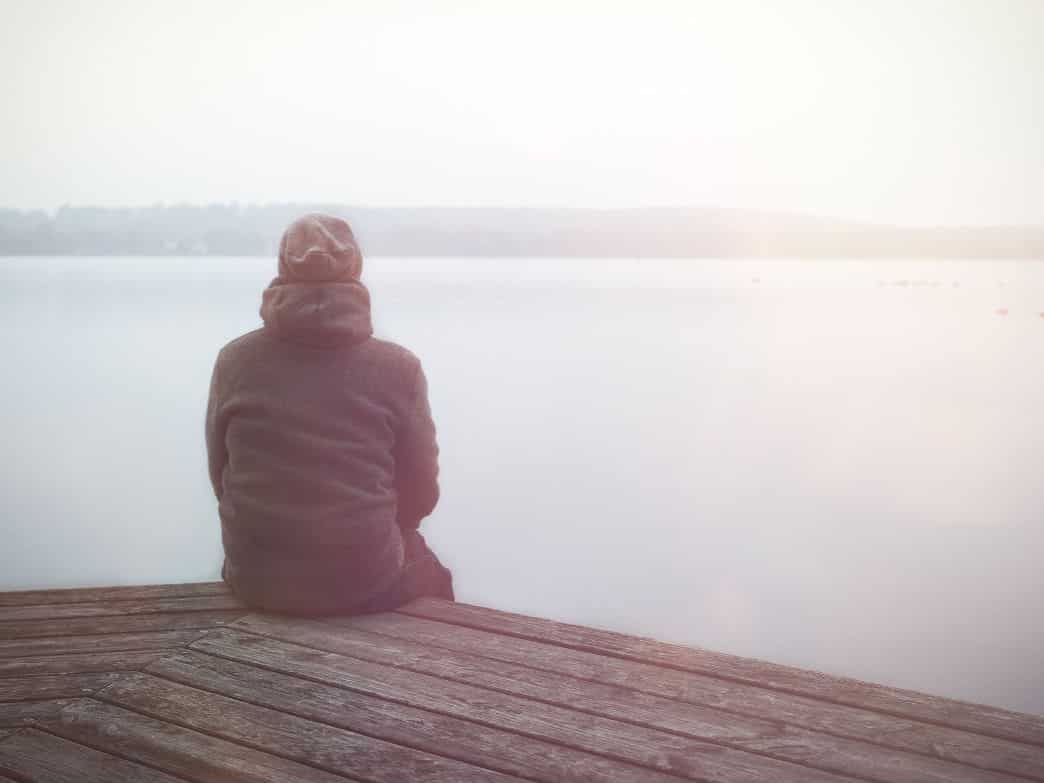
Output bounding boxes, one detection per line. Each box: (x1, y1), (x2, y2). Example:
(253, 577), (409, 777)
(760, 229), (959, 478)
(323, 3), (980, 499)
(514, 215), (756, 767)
(215, 328), (267, 364)
(363, 338), (427, 390)
(367, 337), (422, 368)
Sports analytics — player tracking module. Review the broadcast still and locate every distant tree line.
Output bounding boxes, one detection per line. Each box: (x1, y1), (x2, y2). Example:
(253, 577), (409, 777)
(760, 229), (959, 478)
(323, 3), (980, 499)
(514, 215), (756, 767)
(1, 203), (1042, 258)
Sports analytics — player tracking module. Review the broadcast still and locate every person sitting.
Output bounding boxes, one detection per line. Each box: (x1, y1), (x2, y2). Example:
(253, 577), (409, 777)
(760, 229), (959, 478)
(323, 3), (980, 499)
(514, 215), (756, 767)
(205, 213), (453, 615)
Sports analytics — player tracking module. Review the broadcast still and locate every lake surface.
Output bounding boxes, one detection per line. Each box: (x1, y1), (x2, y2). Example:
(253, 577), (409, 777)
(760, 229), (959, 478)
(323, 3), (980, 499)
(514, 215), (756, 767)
(2, 255), (1043, 715)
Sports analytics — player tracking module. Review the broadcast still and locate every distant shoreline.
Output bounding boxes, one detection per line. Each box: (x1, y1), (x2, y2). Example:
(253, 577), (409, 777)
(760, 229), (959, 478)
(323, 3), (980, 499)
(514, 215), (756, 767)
(4, 252), (1044, 261)
(3, 204), (1042, 259)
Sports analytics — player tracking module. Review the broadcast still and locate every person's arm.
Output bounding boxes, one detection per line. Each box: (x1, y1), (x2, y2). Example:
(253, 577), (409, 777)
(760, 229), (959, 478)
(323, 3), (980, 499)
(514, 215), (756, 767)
(205, 356), (228, 501)
(394, 361), (440, 530)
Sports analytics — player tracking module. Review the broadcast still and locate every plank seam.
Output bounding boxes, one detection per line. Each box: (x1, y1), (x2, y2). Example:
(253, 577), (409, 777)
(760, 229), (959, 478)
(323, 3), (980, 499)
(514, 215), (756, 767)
(0, 697), (80, 706)
(28, 723), (196, 783)
(199, 628), (871, 783)
(0, 584), (232, 610)
(0, 671), (143, 681)
(177, 643), (712, 783)
(0, 632), (213, 659)
(0, 659), (183, 687)
(396, 607), (1044, 749)
(0, 698), (74, 732)
(0, 611), (252, 640)
(0, 608), (245, 624)
(82, 632), (225, 692)
(0, 647), (178, 659)
(0, 681), (124, 704)
(85, 690), (399, 783)
(0, 730), (36, 783)
(0, 649), (187, 660)
(141, 660), (652, 783)
(351, 620), (1044, 780)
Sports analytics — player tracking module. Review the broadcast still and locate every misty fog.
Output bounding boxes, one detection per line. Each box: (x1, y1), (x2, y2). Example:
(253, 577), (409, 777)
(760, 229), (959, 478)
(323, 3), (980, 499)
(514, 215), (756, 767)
(3, 255), (1042, 714)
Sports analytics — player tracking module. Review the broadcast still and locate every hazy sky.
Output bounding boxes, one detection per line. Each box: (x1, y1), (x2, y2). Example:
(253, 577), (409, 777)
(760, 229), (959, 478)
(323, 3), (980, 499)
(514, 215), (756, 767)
(2, 0), (1042, 225)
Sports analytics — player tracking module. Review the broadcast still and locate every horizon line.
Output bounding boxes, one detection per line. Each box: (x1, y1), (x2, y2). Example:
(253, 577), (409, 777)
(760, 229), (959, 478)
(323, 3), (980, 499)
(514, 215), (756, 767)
(4, 202), (1044, 232)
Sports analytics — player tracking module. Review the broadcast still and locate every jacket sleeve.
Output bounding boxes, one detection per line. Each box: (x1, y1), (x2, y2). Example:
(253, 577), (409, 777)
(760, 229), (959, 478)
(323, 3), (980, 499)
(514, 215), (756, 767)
(205, 356), (228, 501)
(393, 361), (440, 530)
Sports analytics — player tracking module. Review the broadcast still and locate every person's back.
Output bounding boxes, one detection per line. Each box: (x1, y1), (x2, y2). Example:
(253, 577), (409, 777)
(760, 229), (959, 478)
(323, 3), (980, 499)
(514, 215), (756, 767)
(205, 214), (452, 615)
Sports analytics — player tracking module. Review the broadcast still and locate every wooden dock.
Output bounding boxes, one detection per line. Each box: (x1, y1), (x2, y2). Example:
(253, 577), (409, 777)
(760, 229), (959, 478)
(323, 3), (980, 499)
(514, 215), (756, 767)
(0, 582), (1041, 782)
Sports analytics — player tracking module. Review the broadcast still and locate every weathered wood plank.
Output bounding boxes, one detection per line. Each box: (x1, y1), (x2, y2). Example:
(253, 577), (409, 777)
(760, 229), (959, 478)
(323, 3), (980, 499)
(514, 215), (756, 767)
(100, 672), (526, 782)
(0, 650), (175, 677)
(148, 649), (684, 783)
(0, 673), (125, 701)
(402, 598), (1044, 747)
(51, 697), (445, 783)
(0, 699), (74, 728)
(0, 630), (205, 658)
(0, 594), (244, 622)
(233, 614), (1025, 783)
(0, 727), (187, 782)
(192, 627), (854, 782)
(343, 611), (1044, 781)
(0, 610), (247, 640)
(0, 581), (231, 608)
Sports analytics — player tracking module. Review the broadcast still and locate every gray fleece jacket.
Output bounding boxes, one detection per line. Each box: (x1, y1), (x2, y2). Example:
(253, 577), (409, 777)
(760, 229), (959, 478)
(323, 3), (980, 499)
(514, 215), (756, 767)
(205, 215), (439, 614)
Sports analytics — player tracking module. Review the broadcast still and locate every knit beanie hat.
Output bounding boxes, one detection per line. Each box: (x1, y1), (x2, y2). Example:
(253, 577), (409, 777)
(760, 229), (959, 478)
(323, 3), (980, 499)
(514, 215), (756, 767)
(277, 213), (362, 282)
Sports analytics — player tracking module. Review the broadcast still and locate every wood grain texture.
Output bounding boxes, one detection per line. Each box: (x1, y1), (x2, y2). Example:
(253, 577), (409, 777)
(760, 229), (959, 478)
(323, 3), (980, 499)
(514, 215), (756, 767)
(99, 672), (525, 783)
(51, 696), (447, 783)
(192, 627), (854, 783)
(0, 610), (248, 640)
(0, 727), (187, 783)
(0, 630), (205, 659)
(0, 673), (125, 701)
(402, 598), (1044, 747)
(0, 651), (175, 677)
(0, 582), (231, 608)
(0, 594), (244, 623)
(343, 611), (1044, 781)
(0, 699), (74, 728)
(0, 583), (1037, 783)
(234, 614), (1026, 783)
(148, 649), (684, 783)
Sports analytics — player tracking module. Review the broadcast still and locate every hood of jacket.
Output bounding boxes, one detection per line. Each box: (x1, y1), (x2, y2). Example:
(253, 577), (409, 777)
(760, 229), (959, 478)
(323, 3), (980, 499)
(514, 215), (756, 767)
(260, 278), (373, 347)
(259, 213), (373, 346)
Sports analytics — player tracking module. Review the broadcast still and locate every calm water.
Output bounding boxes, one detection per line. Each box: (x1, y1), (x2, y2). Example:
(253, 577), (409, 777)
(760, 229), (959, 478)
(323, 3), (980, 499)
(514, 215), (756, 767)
(2, 256), (1043, 715)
